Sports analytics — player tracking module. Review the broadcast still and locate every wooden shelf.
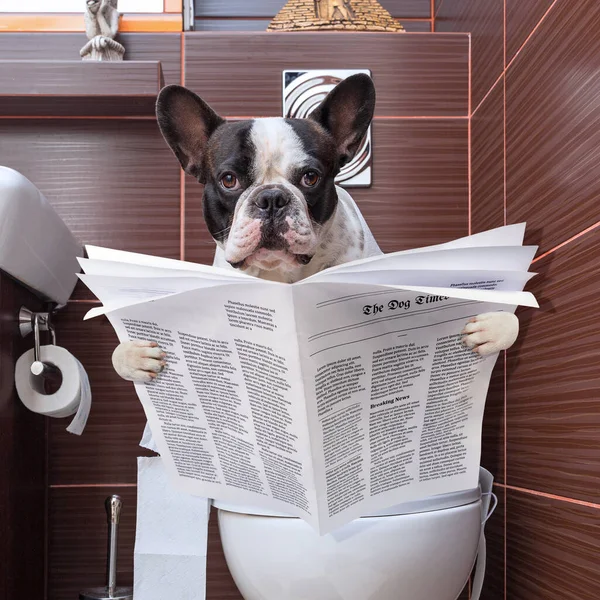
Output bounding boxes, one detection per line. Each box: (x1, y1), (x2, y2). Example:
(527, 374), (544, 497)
(0, 60), (164, 117)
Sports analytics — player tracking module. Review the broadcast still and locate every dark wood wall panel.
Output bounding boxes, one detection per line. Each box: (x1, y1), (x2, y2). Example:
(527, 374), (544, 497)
(0, 120), (180, 259)
(0, 33), (181, 89)
(0, 273), (46, 600)
(484, 489), (505, 600)
(194, 18), (272, 31)
(0, 96), (161, 119)
(0, 60), (162, 96)
(50, 304), (154, 485)
(48, 486), (137, 600)
(481, 356), (505, 483)
(0, 59), (164, 118)
(506, 227), (600, 503)
(207, 508), (244, 600)
(506, 0), (555, 64)
(195, 0), (432, 18)
(194, 18), (431, 32)
(184, 180), (214, 265)
(351, 119), (469, 249)
(506, 0), (600, 254)
(185, 119), (469, 263)
(118, 33), (181, 85)
(471, 80), (506, 488)
(184, 32), (469, 117)
(401, 20), (432, 32)
(0, 60), (163, 117)
(435, 0), (504, 110)
(506, 490), (600, 600)
(455, 0), (600, 598)
(471, 77), (504, 234)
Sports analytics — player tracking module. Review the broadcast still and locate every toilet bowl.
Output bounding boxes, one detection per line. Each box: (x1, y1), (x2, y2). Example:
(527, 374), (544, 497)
(216, 468), (495, 600)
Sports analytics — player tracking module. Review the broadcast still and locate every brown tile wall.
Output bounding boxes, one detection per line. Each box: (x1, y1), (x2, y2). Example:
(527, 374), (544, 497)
(0, 29), (470, 600)
(439, 0), (600, 598)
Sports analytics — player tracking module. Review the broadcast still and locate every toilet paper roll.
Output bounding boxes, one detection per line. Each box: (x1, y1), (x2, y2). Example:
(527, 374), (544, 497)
(15, 345), (92, 435)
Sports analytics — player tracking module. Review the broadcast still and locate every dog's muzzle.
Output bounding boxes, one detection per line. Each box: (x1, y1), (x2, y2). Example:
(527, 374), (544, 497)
(224, 184), (318, 270)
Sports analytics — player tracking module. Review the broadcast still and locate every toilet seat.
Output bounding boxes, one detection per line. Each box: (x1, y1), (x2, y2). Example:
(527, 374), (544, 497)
(213, 485), (481, 519)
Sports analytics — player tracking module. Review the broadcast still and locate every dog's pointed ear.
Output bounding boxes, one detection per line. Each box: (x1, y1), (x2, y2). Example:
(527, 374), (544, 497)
(309, 74), (375, 168)
(156, 85), (225, 182)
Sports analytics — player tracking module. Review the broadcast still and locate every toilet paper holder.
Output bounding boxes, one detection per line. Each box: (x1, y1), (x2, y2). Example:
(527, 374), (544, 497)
(19, 306), (59, 378)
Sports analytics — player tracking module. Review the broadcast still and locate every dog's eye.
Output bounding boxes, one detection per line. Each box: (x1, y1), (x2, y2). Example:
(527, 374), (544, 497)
(220, 173), (238, 190)
(302, 171), (320, 187)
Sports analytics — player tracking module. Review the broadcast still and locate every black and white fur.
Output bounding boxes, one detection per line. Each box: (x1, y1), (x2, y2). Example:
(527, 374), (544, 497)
(112, 75), (518, 382)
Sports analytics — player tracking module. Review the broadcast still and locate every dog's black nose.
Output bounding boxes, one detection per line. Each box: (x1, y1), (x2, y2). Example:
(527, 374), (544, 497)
(254, 189), (290, 212)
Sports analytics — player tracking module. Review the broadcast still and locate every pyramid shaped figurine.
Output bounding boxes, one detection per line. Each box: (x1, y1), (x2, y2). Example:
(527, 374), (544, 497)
(268, 0), (405, 32)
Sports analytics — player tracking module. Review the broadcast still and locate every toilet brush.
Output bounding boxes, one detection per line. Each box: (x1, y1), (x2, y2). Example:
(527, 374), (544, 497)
(79, 495), (133, 600)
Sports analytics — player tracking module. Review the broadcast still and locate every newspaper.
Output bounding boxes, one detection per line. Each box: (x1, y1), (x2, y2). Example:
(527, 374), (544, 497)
(79, 224), (537, 534)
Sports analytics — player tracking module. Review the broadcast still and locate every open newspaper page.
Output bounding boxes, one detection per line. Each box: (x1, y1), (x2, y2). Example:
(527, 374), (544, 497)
(78, 224), (538, 534)
(104, 282), (321, 527)
(292, 282), (514, 532)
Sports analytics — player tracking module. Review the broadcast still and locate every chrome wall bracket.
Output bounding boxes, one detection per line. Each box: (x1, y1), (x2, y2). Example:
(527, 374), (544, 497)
(19, 306), (58, 377)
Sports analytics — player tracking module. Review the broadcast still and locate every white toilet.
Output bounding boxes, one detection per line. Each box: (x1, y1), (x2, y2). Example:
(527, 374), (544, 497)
(216, 468), (495, 600)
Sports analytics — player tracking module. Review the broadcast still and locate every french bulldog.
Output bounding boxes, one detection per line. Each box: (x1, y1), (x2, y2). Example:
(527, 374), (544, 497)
(112, 74), (518, 382)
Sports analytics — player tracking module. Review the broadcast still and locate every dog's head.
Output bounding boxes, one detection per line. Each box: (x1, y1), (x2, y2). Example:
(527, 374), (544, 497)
(156, 74), (375, 275)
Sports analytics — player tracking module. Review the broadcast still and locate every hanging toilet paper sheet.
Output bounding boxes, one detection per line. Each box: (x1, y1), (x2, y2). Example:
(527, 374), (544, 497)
(134, 456), (210, 600)
(15, 344), (92, 435)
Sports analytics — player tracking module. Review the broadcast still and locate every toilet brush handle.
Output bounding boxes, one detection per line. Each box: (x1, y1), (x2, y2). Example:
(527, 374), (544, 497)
(105, 495), (122, 596)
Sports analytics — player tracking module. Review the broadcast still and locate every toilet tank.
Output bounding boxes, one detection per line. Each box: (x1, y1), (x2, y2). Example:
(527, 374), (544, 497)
(0, 166), (82, 305)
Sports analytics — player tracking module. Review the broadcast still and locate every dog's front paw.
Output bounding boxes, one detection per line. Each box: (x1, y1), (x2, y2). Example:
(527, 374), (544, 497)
(112, 340), (166, 383)
(461, 312), (519, 357)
